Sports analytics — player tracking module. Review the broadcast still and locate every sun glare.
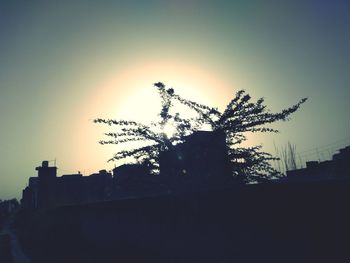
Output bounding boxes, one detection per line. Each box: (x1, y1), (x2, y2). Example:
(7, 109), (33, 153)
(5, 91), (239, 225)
(161, 124), (178, 138)
(73, 58), (243, 170)
(96, 59), (232, 122)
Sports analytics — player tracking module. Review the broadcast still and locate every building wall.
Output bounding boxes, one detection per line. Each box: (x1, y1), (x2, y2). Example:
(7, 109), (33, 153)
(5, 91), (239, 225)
(22, 131), (236, 209)
(286, 146), (350, 180)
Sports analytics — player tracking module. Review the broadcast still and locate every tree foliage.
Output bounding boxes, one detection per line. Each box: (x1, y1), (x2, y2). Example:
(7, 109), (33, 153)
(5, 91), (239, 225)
(94, 82), (307, 182)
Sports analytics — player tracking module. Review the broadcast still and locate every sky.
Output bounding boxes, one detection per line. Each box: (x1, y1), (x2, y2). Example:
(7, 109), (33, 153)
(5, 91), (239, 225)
(1, 0), (350, 199)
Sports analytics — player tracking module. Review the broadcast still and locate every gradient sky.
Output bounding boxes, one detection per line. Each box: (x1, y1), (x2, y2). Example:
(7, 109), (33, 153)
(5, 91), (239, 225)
(1, 0), (350, 199)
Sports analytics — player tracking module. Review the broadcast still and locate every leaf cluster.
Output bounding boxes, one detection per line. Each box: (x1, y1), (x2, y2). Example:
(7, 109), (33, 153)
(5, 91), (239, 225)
(95, 82), (307, 181)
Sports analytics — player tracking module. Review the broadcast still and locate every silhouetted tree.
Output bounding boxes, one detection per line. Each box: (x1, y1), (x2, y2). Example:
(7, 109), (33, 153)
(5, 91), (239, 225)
(94, 84), (198, 173)
(153, 82), (307, 181)
(92, 119), (168, 172)
(95, 82), (307, 181)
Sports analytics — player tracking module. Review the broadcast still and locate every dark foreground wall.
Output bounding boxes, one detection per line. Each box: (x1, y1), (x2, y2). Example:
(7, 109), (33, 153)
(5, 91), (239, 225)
(16, 180), (350, 263)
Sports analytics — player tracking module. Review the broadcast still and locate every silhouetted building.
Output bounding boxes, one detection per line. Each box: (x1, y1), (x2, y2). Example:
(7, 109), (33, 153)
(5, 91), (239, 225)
(286, 145), (350, 181)
(22, 162), (113, 209)
(36, 161), (57, 208)
(21, 177), (38, 209)
(54, 170), (113, 206)
(112, 164), (163, 198)
(332, 146), (350, 177)
(159, 130), (233, 191)
(113, 164), (150, 178)
(21, 130), (236, 209)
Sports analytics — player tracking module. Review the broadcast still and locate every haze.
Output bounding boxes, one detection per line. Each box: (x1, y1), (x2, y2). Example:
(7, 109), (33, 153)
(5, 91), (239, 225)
(1, 0), (350, 199)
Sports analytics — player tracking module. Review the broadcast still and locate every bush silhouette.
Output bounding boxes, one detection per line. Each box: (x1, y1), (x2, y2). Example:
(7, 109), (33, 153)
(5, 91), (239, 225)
(94, 82), (306, 182)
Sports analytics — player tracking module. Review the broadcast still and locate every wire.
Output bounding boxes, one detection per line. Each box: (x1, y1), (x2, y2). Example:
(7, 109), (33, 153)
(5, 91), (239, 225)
(297, 136), (350, 154)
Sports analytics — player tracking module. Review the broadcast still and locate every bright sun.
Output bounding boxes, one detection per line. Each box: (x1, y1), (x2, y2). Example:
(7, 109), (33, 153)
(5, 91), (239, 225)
(162, 124), (178, 138)
(87, 59), (232, 124)
(74, 58), (236, 170)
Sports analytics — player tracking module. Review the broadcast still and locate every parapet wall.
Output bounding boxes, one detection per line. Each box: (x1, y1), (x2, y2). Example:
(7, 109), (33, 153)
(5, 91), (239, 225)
(16, 180), (350, 263)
